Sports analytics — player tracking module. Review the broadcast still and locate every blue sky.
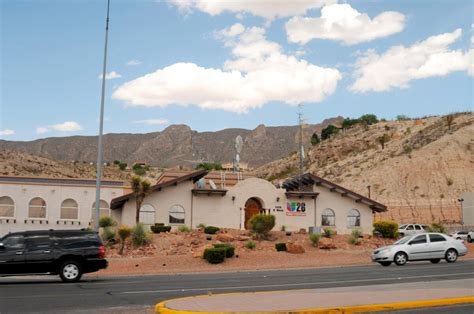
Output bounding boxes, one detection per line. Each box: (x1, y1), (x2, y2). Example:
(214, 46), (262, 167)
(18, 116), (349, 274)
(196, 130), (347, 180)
(1, 0), (472, 141)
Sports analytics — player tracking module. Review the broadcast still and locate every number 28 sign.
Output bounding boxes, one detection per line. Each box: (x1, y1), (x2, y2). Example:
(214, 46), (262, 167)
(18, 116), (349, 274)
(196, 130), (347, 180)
(286, 202), (306, 216)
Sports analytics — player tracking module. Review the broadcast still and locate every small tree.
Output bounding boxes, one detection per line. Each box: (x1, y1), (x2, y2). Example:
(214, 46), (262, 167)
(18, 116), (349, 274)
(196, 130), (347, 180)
(377, 133), (390, 150)
(248, 214), (275, 240)
(359, 114), (379, 125)
(310, 132), (320, 146)
(446, 114), (455, 131)
(99, 216), (116, 228)
(113, 160), (121, 165)
(117, 226), (131, 255)
(321, 125), (339, 140)
(131, 176), (152, 224)
(118, 162), (127, 171)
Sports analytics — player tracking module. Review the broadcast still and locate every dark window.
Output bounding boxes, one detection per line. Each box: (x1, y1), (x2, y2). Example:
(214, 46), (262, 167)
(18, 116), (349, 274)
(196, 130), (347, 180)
(322, 208), (335, 226)
(347, 209), (360, 227)
(2, 235), (25, 249)
(430, 234), (447, 242)
(458, 231), (468, 235)
(26, 235), (51, 248)
(415, 225), (422, 230)
(409, 234), (427, 245)
(406, 225), (414, 230)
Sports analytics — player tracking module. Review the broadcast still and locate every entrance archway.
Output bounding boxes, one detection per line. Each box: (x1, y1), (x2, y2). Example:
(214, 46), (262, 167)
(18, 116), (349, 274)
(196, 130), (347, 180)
(244, 197), (263, 229)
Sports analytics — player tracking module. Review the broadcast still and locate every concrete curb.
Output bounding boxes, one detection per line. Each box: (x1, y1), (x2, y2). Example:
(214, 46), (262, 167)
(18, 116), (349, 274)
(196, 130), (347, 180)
(155, 295), (474, 313)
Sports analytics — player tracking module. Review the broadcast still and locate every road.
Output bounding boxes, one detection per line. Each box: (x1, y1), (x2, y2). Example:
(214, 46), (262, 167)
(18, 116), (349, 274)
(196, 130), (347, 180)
(1, 260), (473, 313)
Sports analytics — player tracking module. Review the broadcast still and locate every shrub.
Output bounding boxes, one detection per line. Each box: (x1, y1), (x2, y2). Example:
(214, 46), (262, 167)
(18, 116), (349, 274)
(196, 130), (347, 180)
(118, 162), (127, 171)
(131, 223), (152, 246)
(244, 240), (256, 249)
(178, 225), (191, 233)
(427, 223), (446, 234)
(150, 223), (171, 233)
(396, 114), (411, 121)
(99, 216), (116, 228)
(310, 133), (320, 146)
(213, 243), (235, 258)
(323, 227), (335, 238)
(197, 223), (206, 229)
(275, 243), (287, 252)
(349, 229), (362, 245)
(113, 160), (120, 165)
(446, 178), (453, 186)
(203, 247), (226, 264)
(117, 225), (131, 255)
(309, 233), (321, 247)
(133, 167), (146, 176)
(248, 214), (275, 240)
(281, 225), (286, 232)
(359, 114), (379, 125)
(373, 221), (398, 239)
(204, 226), (220, 235)
(101, 227), (116, 244)
(321, 125), (339, 140)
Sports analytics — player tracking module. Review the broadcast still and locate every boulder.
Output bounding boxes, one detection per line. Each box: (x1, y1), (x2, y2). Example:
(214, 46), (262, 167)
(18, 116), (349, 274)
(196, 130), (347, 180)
(298, 228), (307, 234)
(287, 243), (305, 254)
(216, 233), (235, 242)
(319, 238), (336, 250)
(237, 235), (251, 241)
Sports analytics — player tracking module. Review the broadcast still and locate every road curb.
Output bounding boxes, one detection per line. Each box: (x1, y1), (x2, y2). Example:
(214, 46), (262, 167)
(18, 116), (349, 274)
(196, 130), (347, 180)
(155, 295), (474, 313)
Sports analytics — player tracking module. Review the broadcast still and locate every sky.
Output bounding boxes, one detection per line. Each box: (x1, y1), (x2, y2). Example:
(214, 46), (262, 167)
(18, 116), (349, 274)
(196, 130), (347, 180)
(1, 0), (472, 141)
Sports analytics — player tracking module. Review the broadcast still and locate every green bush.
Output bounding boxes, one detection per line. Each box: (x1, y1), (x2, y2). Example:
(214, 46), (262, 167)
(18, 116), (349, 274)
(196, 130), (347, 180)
(197, 223), (206, 229)
(275, 243), (287, 252)
(309, 233), (321, 247)
(321, 125), (339, 140)
(323, 227), (335, 238)
(99, 216), (116, 228)
(203, 247), (226, 264)
(178, 225), (191, 233)
(131, 223), (152, 246)
(101, 227), (116, 244)
(427, 223), (446, 233)
(213, 243), (235, 258)
(204, 226), (220, 234)
(150, 223), (171, 233)
(113, 160), (120, 165)
(117, 225), (131, 255)
(373, 221), (399, 239)
(349, 229), (362, 245)
(248, 214), (275, 240)
(359, 114), (379, 125)
(244, 240), (256, 249)
(133, 167), (146, 176)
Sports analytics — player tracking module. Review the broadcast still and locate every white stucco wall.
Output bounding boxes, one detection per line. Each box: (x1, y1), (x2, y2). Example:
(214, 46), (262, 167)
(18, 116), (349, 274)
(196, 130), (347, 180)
(0, 182), (123, 237)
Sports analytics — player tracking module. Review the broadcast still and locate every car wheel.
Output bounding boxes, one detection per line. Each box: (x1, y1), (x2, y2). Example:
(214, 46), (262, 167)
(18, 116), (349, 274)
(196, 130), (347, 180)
(59, 260), (83, 283)
(468, 236), (472, 243)
(378, 261), (391, 267)
(445, 249), (458, 263)
(456, 237), (461, 240)
(394, 252), (408, 266)
(430, 259), (441, 264)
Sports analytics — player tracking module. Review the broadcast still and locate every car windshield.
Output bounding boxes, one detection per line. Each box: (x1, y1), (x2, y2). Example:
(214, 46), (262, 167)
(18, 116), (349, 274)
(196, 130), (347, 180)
(399, 224), (407, 229)
(394, 236), (412, 245)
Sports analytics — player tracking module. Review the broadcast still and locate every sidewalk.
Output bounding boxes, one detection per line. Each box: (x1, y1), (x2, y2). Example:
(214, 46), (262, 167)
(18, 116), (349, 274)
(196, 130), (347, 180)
(156, 278), (474, 313)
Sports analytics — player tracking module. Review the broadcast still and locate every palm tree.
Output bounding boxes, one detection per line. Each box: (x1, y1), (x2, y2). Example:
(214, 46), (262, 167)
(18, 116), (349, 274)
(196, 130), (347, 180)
(130, 175), (152, 223)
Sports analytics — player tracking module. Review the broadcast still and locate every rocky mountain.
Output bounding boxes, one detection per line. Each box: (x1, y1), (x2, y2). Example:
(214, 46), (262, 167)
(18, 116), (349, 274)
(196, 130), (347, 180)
(0, 117), (342, 169)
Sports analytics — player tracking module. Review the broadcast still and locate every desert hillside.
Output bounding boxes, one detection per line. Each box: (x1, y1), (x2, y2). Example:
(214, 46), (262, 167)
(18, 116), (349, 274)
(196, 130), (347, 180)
(253, 113), (474, 224)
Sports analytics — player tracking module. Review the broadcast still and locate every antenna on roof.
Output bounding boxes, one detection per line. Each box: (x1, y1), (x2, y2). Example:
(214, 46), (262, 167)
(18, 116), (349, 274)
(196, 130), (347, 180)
(233, 135), (243, 173)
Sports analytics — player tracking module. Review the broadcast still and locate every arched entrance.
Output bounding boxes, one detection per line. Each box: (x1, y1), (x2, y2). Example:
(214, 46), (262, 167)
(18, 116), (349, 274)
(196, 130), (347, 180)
(244, 197), (263, 229)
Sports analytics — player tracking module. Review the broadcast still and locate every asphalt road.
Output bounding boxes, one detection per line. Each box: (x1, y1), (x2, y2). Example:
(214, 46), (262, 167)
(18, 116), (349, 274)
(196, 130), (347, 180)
(1, 260), (473, 313)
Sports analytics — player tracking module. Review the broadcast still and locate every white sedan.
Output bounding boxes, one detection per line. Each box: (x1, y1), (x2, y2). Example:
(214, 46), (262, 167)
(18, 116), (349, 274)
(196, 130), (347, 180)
(372, 233), (467, 266)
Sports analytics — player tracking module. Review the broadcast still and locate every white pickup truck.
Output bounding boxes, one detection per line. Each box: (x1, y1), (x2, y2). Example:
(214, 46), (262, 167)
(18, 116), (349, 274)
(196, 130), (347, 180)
(398, 224), (427, 237)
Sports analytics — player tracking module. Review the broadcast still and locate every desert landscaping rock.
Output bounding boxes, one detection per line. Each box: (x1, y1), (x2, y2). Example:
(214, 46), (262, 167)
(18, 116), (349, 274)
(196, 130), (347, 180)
(287, 243), (305, 254)
(216, 233), (235, 242)
(319, 238), (337, 250)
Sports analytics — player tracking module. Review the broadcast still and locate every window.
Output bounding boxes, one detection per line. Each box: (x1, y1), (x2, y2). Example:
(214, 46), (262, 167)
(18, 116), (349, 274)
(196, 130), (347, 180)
(28, 197), (47, 219)
(347, 209), (360, 227)
(430, 234), (447, 243)
(169, 205), (185, 224)
(409, 234), (427, 245)
(415, 225), (422, 230)
(2, 235), (25, 249)
(60, 199), (78, 220)
(91, 200), (110, 223)
(139, 204), (156, 225)
(406, 225), (414, 230)
(322, 208), (335, 226)
(0, 196), (14, 217)
(26, 235), (51, 248)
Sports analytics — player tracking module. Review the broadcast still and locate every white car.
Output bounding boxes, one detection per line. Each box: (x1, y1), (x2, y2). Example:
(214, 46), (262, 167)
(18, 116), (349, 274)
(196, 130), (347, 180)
(372, 233), (468, 266)
(468, 231), (474, 243)
(449, 230), (469, 241)
(397, 224), (427, 237)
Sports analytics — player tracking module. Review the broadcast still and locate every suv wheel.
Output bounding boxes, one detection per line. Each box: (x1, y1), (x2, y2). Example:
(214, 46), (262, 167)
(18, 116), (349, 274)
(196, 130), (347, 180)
(468, 236), (472, 243)
(59, 260), (83, 282)
(445, 249), (458, 263)
(394, 252), (407, 266)
(379, 261), (391, 267)
(430, 259), (441, 264)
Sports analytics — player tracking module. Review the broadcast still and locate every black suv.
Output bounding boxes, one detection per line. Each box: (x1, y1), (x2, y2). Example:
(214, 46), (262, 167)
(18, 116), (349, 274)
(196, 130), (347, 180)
(0, 229), (108, 282)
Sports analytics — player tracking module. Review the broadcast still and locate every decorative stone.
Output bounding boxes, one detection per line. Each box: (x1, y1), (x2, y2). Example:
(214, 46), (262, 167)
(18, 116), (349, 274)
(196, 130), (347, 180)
(319, 238), (336, 250)
(216, 233), (235, 242)
(287, 243), (305, 254)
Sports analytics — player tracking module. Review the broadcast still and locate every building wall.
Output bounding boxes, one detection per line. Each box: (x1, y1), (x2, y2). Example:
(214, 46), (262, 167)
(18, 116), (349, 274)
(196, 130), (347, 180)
(461, 192), (474, 227)
(0, 182), (124, 237)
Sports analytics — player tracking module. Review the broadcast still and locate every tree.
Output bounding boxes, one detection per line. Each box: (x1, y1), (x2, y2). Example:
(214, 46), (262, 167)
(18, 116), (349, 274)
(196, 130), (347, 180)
(117, 226), (131, 255)
(377, 133), (390, 150)
(396, 114), (410, 121)
(446, 114), (455, 131)
(359, 114), (379, 125)
(118, 162), (127, 171)
(130, 176), (152, 223)
(310, 132), (320, 146)
(321, 125), (339, 140)
(342, 118), (360, 130)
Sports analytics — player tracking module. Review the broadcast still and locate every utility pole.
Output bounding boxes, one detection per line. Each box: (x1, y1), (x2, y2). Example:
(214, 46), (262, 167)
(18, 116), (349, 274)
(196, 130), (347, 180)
(94, 0), (111, 231)
(298, 104), (304, 191)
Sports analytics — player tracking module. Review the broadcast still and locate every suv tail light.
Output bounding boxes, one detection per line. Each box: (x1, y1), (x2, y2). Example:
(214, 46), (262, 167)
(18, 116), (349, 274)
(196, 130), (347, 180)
(99, 244), (105, 259)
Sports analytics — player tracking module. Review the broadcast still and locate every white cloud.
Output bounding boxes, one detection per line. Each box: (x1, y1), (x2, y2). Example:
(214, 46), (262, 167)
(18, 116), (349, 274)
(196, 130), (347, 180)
(286, 3), (405, 45)
(127, 59), (142, 66)
(168, 0), (335, 20)
(98, 71), (122, 80)
(0, 129), (15, 136)
(351, 29), (473, 93)
(132, 119), (169, 125)
(36, 121), (83, 134)
(113, 24), (341, 113)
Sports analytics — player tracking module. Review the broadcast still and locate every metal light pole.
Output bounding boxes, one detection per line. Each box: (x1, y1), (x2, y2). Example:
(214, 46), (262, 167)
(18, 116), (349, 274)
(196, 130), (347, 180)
(94, 0), (111, 231)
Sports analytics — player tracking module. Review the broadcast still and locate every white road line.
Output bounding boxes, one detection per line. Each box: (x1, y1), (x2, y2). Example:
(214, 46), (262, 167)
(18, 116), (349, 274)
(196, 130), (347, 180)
(120, 271), (474, 295)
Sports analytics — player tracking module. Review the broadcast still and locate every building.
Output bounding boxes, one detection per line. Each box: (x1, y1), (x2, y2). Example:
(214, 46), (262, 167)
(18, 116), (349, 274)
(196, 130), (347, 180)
(0, 176), (128, 236)
(111, 170), (387, 234)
